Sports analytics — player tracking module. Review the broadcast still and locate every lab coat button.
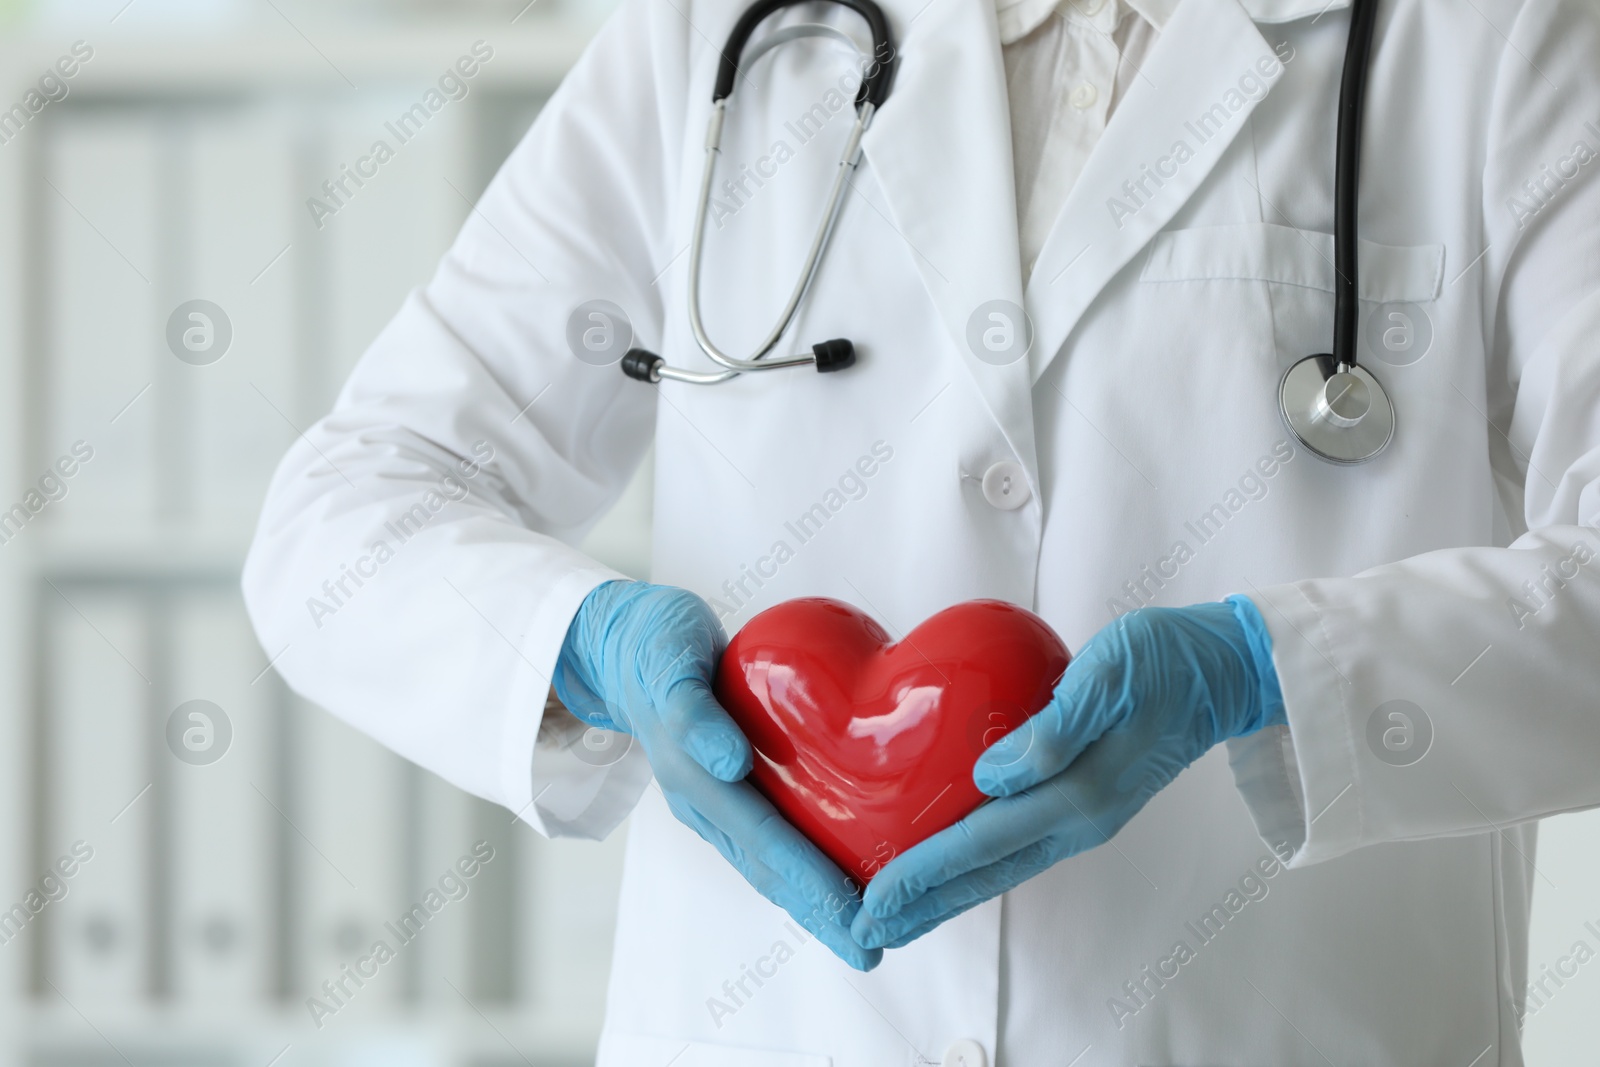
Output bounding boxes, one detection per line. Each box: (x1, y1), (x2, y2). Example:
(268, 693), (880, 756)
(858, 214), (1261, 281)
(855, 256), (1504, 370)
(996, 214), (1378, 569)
(942, 1039), (987, 1067)
(981, 460), (1030, 510)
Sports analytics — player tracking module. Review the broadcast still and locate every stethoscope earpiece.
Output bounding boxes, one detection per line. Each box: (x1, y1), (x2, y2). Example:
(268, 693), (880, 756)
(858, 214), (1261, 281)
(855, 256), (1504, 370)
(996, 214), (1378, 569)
(621, 338), (856, 384)
(621, 349), (665, 383)
(810, 339), (856, 372)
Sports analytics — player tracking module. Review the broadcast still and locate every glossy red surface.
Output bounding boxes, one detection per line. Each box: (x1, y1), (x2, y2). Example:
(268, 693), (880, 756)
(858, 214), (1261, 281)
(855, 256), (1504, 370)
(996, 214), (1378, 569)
(715, 597), (1070, 886)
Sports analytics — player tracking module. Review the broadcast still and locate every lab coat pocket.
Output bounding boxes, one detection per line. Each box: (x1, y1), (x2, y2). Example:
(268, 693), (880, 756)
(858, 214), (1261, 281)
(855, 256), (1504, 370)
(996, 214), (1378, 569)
(1139, 222), (1445, 370)
(1140, 222), (1444, 303)
(596, 1032), (831, 1067)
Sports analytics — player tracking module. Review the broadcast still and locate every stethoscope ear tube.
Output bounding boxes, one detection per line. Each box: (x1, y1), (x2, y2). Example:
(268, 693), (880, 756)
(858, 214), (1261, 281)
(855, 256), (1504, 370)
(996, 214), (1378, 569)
(628, 0), (894, 387)
(712, 0), (897, 112)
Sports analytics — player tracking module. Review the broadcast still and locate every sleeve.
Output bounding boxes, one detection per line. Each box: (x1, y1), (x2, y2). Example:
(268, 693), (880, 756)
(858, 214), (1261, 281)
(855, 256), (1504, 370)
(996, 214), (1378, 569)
(241, 0), (695, 840)
(1225, 0), (1600, 865)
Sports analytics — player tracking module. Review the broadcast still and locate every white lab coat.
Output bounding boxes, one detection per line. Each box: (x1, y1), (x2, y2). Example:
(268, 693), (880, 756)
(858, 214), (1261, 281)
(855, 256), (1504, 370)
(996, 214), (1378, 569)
(242, 0), (1600, 1061)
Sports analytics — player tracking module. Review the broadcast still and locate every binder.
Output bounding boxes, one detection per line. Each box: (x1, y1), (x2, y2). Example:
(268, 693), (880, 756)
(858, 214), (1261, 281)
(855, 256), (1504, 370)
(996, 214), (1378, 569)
(401, 765), (474, 1005)
(292, 694), (407, 1023)
(185, 105), (300, 535)
(43, 588), (151, 1004)
(44, 114), (162, 532)
(0, 101), (26, 1016)
(167, 587), (274, 1005)
(317, 89), (472, 415)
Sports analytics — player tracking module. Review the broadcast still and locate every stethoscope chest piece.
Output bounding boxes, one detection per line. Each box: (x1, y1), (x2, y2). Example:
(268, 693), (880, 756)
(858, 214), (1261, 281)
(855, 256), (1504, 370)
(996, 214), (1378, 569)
(1279, 354), (1395, 465)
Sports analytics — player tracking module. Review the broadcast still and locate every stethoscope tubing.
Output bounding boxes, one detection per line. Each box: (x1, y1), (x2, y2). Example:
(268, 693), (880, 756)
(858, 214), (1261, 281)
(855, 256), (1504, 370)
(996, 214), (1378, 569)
(624, 0), (897, 385)
(680, 99), (874, 379)
(636, 0), (1397, 469)
(713, 0), (896, 110)
(1332, 0), (1380, 374)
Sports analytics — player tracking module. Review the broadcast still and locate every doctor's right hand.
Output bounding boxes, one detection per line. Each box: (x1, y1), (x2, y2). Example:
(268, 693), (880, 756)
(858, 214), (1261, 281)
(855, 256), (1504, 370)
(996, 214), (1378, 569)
(553, 580), (882, 971)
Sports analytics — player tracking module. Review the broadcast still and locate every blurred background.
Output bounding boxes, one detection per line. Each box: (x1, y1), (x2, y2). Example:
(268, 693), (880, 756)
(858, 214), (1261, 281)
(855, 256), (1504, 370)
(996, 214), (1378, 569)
(0, 0), (1597, 1065)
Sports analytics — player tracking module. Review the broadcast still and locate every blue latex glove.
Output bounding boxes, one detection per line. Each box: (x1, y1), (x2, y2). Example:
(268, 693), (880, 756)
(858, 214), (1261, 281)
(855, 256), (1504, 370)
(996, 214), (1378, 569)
(554, 580), (881, 971)
(851, 596), (1285, 951)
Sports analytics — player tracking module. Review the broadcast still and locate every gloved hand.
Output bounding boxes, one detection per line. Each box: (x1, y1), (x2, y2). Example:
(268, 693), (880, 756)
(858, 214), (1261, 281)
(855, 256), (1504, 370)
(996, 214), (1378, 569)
(554, 579), (881, 971)
(850, 597), (1285, 951)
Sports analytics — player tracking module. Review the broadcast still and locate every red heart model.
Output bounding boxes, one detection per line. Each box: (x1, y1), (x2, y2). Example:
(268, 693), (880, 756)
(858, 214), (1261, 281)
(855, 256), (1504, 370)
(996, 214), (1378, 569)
(714, 598), (1070, 885)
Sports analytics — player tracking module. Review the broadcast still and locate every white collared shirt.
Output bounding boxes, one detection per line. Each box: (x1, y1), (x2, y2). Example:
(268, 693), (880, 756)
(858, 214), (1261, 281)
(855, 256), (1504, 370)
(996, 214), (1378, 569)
(999, 0), (1177, 282)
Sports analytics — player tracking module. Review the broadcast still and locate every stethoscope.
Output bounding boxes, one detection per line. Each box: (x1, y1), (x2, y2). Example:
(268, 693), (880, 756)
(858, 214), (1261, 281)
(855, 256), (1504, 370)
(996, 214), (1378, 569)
(622, 0), (1395, 466)
(620, 0), (897, 386)
(1276, 0), (1394, 465)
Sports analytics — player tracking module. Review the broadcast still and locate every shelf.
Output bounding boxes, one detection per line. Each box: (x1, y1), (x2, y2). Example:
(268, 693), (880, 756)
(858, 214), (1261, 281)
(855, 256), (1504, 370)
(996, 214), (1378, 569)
(0, 13), (607, 94)
(23, 527), (256, 578)
(13, 1004), (603, 1066)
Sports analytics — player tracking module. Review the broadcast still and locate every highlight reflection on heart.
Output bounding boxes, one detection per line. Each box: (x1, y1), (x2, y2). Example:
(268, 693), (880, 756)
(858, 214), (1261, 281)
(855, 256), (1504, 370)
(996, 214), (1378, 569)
(715, 597), (1070, 884)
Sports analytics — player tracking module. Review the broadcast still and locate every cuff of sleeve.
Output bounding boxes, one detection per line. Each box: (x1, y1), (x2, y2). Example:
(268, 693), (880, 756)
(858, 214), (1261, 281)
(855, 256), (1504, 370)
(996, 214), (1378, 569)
(1225, 594), (1287, 730)
(497, 563), (643, 839)
(1225, 725), (1305, 859)
(1228, 582), (1364, 867)
(529, 694), (655, 839)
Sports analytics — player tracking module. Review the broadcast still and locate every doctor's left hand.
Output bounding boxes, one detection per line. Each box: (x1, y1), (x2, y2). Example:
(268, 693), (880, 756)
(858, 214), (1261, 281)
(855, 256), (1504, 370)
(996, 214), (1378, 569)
(554, 580), (882, 971)
(850, 597), (1285, 952)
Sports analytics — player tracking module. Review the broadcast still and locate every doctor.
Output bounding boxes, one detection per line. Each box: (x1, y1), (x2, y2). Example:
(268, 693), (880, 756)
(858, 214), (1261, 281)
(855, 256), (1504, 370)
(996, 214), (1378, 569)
(244, 0), (1600, 1062)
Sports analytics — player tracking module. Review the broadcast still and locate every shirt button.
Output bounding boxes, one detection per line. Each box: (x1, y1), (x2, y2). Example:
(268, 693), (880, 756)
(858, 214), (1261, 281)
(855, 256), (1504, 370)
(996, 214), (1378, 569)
(981, 460), (1030, 510)
(1069, 82), (1099, 110)
(942, 1039), (988, 1067)
(1076, 0), (1106, 13)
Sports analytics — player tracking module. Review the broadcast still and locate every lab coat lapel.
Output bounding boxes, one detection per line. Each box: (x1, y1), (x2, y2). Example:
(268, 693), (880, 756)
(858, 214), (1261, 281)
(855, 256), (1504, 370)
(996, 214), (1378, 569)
(860, 0), (1038, 479)
(1024, 0), (1318, 383)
